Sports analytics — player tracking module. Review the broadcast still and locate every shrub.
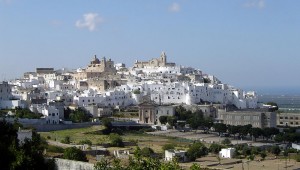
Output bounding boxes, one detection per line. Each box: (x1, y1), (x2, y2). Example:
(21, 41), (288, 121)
(187, 142), (208, 161)
(294, 154), (300, 162)
(61, 136), (71, 144)
(162, 143), (175, 151)
(47, 145), (64, 153)
(109, 133), (124, 147)
(63, 147), (87, 162)
(209, 143), (223, 154)
(221, 138), (231, 145)
(133, 89), (141, 94)
(78, 139), (92, 146)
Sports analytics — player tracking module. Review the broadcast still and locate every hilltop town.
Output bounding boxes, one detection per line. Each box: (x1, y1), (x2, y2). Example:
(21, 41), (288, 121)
(1, 52), (263, 126)
(2, 52), (300, 170)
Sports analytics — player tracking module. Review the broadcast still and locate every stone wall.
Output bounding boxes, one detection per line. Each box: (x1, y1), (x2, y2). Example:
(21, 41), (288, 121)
(54, 158), (94, 170)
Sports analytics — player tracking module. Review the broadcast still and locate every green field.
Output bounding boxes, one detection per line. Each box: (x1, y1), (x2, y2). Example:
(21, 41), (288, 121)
(39, 125), (190, 153)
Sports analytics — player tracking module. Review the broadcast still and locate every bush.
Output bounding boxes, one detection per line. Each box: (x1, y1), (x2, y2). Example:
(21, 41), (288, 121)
(47, 145), (64, 153)
(187, 142), (208, 161)
(221, 138), (231, 145)
(260, 151), (267, 160)
(63, 147), (87, 162)
(78, 139), (92, 146)
(270, 146), (281, 156)
(141, 147), (155, 157)
(162, 143), (175, 151)
(294, 154), (300, 162)
(109, 133), (124, 147)
(61, 136), (71, 144)
(133, 89), (141, 94)
(209, 143), (223, 154)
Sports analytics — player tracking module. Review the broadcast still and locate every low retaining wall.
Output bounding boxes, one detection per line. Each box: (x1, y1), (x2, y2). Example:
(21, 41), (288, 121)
(54, 158), (94, 170)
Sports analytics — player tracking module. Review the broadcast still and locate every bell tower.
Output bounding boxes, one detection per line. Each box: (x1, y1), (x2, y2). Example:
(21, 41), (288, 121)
(161, 51), (167, 65)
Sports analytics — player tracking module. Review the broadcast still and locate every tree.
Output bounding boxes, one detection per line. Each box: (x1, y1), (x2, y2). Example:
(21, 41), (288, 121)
(260, 151), (267, 160)
(15, 108), (42, 119)
(270, 146), (281, 156)
(63, 147), (88, 162)
(263, 127), (279, 140)
(227, 125), (239, 139)
(102, 118), (113, 134)
(0, 120), (51, 169)
(209, 143), (223, 154)
(266, 102), (278, 111)
(187, 110), (204, 130)
(167, 116), (177, 126)
(94, 158), (111, 170)
(238, 124), (252, 140)
(109, 133), (124, 147)
(221, 138), (231, 145)
(159, 116), (168, 125)
(69, 108), (90, 123)
(190, 163), (201, 170)
(187, 142), (208, 161)
(251, 127), (263, 141)
(0, 120), (18, 170)
(162, 143), (175, 151)
(213, 123), (227, 136)
(140, 147), (155, 157)
(16, 131), (50, 169)
(133, 89), (141, 94)
(274, 133), (284, 143)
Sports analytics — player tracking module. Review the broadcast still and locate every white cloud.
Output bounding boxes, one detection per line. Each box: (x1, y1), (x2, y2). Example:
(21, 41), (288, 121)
(168, 2), (181, 12)
(75, 13), (103, 31)
(244, 0), (265, 9)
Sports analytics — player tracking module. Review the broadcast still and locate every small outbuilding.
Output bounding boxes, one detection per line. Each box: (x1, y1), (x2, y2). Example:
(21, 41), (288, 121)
(219, 148), (235, 158)
(165, 150), (188, 162)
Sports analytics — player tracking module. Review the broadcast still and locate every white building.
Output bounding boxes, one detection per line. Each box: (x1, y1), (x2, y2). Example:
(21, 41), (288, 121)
(83, 105), (112, 117)
(17, 128), (32, 145)
(165, 150), (188, 162)
(219, 148), (235, 159)
(42, 106), (60, 124)
(0, 81), (13, 100)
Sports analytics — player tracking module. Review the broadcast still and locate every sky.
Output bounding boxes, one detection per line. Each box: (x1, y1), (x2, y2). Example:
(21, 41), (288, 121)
(0, 0), (300, 95)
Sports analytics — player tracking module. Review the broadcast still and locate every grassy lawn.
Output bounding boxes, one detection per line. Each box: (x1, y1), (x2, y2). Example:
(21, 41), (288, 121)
(39, 125), (191, 154)
(39, 125), (109, 145)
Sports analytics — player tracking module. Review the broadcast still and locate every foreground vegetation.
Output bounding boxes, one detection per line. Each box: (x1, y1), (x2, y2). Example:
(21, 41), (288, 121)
(0, 120), (54, 169)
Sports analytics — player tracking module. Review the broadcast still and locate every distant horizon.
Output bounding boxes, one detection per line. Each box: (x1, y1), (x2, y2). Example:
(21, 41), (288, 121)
(244, 86), (300, 96)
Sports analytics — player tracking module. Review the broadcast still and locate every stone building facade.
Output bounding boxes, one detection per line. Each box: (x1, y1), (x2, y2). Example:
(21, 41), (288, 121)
(134, 52), (175, 68)
(138, 101), (176, 124)
(73, 55), (117, 80)
(217, 109), (277, 128)
(277, 113), (300, 127)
